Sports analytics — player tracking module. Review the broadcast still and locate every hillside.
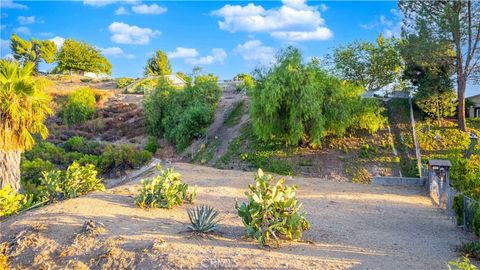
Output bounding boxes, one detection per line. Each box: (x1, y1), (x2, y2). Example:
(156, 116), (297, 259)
(191, 93), (405, 182)
(39, 78), (415, 183)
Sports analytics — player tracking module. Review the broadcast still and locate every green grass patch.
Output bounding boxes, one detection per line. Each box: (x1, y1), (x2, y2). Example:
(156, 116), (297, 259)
(386, 98), (418, 177)
(193, 140), (220, 165)
(216, 124), (293, 175)
(224, 101), (245, 127)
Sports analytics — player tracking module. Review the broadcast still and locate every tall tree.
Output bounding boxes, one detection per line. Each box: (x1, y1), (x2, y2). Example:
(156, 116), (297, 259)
(250, 47), (385, 146)
(56, 39), (111, 80)
(10, 34), (57, 72)
(331, 34), (403, 92)
(0, 60), (53, 191)
(401, 21), (457, 123)
(399, 0), (480, 131)
(145, 50), (171, 76)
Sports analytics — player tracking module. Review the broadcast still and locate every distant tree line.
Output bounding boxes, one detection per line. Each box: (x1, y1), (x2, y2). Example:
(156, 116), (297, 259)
(10, 34), (112, 78)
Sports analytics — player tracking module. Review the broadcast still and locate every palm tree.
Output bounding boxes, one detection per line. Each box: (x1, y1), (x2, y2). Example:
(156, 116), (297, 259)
(0, 60), (52, 191)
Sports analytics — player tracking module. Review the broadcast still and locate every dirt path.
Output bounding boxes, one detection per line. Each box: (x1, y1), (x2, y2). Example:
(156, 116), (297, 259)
(189, 85), (248, 164)
(1, 163), (471, 269)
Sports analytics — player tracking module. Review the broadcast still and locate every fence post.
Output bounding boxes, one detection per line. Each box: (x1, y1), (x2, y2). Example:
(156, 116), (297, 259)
(463, 194), (467, 232)
(408, 96), (422, 177)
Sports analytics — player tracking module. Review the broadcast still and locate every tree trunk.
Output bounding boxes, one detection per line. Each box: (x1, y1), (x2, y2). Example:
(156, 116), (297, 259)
(457, 79), (467, 131)
(0, 150), (22, 192)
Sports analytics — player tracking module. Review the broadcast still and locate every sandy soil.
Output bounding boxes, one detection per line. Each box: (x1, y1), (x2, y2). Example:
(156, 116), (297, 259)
(0, 163), (471, 269)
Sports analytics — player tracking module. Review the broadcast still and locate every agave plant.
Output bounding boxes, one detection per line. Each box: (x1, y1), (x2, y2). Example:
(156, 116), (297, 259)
(187, 205), (220, 233)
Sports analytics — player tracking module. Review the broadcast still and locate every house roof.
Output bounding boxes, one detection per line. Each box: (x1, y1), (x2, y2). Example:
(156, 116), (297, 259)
(428, 159), (452, 167)
(467, 94), (480, 100)
(164, 74), (186, 85)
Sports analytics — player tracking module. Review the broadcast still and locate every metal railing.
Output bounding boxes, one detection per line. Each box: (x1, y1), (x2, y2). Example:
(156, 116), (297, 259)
(431, 177), (480, 233)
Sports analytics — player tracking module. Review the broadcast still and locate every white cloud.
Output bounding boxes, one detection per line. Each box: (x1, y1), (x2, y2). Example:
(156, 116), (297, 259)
(115, 7), (129, 15)
(185, 48), (227, 65)
(212, 0), (332, 41)
(320, 4), (328, 12)
(18, 16), (36, 25)
(0, 0), (27, 9)
(100, 46), (135, 59)
(1, 39), (10, 50)
(83, 0), (138, 7)
(271, 27), (332, 41)
(14, 26), (31, 36)
(50, 36), (65, 48)
(108, 22), (160, 45)
(361, 9), (402, 38)
(167, 47), (199, 59)
(234, 40), (275, 65)
(132, 4), (167, 15)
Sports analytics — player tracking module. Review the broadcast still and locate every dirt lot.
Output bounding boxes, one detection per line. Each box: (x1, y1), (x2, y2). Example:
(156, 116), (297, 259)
(0, 163), (472, 269)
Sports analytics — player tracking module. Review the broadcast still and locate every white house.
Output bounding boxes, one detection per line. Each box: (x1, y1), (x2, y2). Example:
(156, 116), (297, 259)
(84, 72), (111, 80)
(467, 94), (480, 118)
(163, 74), (186, 87)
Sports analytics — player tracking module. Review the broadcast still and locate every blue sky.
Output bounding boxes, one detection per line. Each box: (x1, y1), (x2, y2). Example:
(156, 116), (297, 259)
(0, 0), (478, 96)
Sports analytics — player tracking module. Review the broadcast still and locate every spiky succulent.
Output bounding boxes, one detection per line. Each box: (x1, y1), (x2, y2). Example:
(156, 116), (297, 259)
(187, 205), (220, 233)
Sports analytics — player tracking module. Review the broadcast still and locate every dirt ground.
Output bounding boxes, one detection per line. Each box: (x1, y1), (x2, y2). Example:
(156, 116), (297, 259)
(0, 163), (472, 270)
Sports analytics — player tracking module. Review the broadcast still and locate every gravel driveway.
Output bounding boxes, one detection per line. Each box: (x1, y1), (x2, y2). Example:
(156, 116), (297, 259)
(1, 163), (472, 269)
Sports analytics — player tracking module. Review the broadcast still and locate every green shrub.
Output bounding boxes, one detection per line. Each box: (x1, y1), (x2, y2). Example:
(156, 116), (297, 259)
(134, 166), (196, 209)
(21, 158), (56, 195)
(62, 87), (96, 125)
(128, 78), (157, 94)
(417, 122), (471, 152)
(99, 144), (152, 174)
(468, 118), (480, 130)
(359, 144), (378, 159)
(80, 78), (93, 83)
(473, 207), (480, 237)
(263, 159), (294, 176)
(458, 241), (480, 260)
(38, 162), (104, 202)
(448, 257), (478, 270)
(165, 103), (214, 151)
(453, 195), (465, 225)
(0, 185), (27, 217)
(187, 205), (220, 233)
(24, 142), (66, 164)
(215, 124), (295, 175)
(76, 154), (100, 167)
(143, 75), (221, 152)
(80, 77), (93, 83)
(236, 169), (310, 247)
(144, 136), (159, 153)
(116, 77), (135, 88)
(63, 136), (101, 155)
(21, 158), (56, 183)
(64, 151), (100, 168)
(38, 170), (64, 202)
(64, 151), (86, 165)
(449, 157), (480, 198)
(351, 98), (386, 134)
